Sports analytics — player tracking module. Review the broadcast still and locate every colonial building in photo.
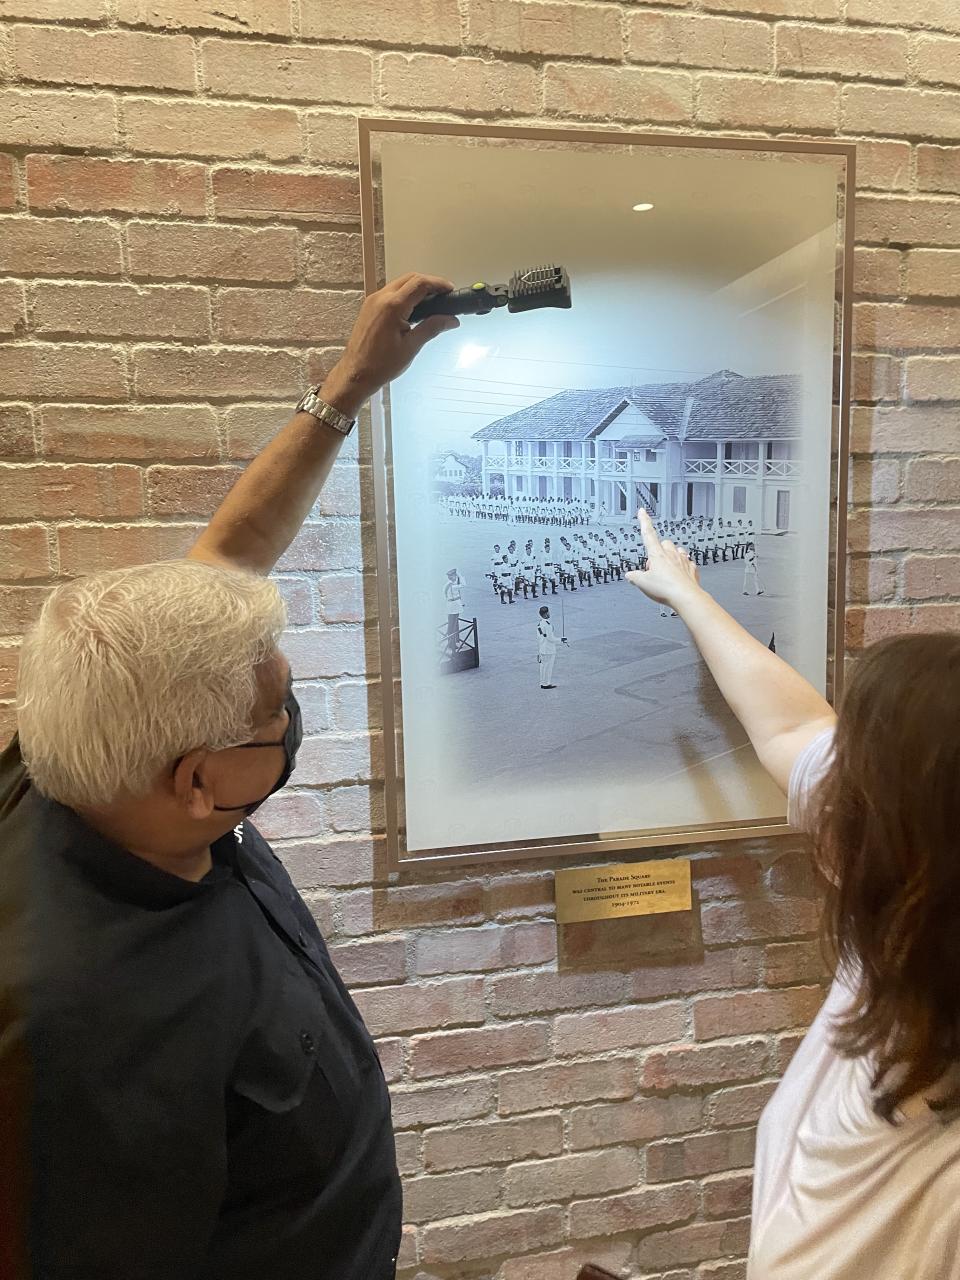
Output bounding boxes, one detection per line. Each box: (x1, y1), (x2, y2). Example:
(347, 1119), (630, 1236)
(473, 369), (802, 532)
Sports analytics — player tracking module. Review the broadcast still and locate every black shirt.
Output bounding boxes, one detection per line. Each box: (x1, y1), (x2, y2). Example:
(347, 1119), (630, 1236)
(0, 737), (402, 1280)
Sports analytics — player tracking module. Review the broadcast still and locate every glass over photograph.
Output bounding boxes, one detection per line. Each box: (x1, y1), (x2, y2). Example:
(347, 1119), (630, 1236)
(362, 124), (852, 862)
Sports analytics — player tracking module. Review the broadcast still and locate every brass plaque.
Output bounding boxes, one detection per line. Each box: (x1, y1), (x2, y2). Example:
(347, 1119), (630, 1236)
(555, 858), (692, 924)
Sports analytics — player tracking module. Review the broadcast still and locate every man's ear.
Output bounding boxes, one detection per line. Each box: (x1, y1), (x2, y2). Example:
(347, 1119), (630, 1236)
(172, 748), (216, 820)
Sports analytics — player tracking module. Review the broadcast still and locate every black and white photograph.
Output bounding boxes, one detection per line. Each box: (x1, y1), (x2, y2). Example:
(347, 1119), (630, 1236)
(367, 126), (848, 859)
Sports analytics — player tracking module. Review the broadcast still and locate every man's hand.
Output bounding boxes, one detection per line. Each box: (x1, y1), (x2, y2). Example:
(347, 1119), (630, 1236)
(322, 273), (459, 418)
(625, 509), (703, 610)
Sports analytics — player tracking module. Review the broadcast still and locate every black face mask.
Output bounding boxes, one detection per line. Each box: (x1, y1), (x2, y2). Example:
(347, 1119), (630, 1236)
(212, 688), (303, 817)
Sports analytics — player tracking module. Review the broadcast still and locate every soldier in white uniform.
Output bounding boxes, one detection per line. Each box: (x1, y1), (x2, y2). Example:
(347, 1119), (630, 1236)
(559, 537), (579, 590)
(443, 568), (466, 654)
(520, 540), (541, 600)
(540, 539), (560, 594)
(743, 541), (765, 596)
(536, 605), (566, 689)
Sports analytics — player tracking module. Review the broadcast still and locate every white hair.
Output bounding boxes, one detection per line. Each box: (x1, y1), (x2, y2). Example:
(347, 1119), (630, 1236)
(17, 559), (287, 808)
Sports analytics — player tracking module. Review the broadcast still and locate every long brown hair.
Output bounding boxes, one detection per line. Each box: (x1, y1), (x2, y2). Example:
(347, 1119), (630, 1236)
(813, 633), (960, 1121)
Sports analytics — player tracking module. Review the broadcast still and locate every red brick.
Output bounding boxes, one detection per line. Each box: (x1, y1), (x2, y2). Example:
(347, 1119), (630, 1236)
(647, 1128), (756, 1181)
(212, 167), (359, 223)
(146, 464), (240, 517)
(0, 585), (50, 633)
(854, 247), (901, 297)
(848, 507), (960, 553)
(133, 345), (300, 399)
(421, 1207), (563, 1266)
(643, 1040), (769, 1091)
(290, 681), (330, 733)
(562, 911), (699, 967)
(847, 555), (897, 603)
(325, 782), (383, 835)
(569, 1095), (702, 1150)
(854, 139), (911, 192)
(472, 0), (621, 59)
(276, 523), (363, 573)
(381, 53), (540, 115)
(277, 578), (314, 627)
(57, 522), (200, 576)
(764, 941), (830, 988)
(568, 1181), (699, 1240)
(414, 923), (556, 976)
(253, 792), (326, 841)
(857, 196), (960, 248)
(40, 404), (217, 462)
(907, 357), (960, 400)
(0, 525), (51, 583)
(338, 881), (486, 935)
(404, 1169), (501, 1224)
(855, 301), (960, 351)
(918, 35), (960, 87)
(506, 1147), (639, 1207)
(701, 1262), (748, 1280)
(0, 216), (122, 277)
(846, 602), (960, 647)
(326, 936), (406, 987)
(775, 1032), (806, 1073)
(352, 976), (484, 1037)
(224, 404), (289, 459)
(906, 249), (960, 299)
(701, 898), (819, 946)
(490, 969), (628, 1017)
(851, 404), (960, 454)
(26, 155), (205, 219)
(705, 0), (837, 13)
(632, 948), (763, 1001)
(904, 554), (960, 600)
(316, 574), (366, 624)
(692, 854), (763, 900)
(303, 231), (364, 288)
(201, 40), (372, 105)
(216, 287), (360, 344)
(296, 732), (378, 787)
(0, 155), (15, 209)
(117, 0), (291, 34)
(330, 680), (381, 733)
(0, 404), (35, 459)
(776, 23), (908, 81)
(278, 627), (369, 680)
(498, 1059), (636, 1115)
(411, 1023), (550, 1080)
(853, 353), (901, 403)
(555, 1001), (686, 1057)
(905, 457), (960, 502)
(917, 145), (960, 195)
(487, 872), (554, 920)
(277, 834), (379, 890)
(0, 344), (127, 400)
(424, 1114), (563, 1172)
(702, 1172), (753, 1220)
(497, 1243), (634, 1280)
(851, 457), (901, 504)
(1, 0), (106, 19)
(394, 1131), (420, 1174)
(0, 88), (116, 149)
(844, 84), (960, 140)
(397, 1224), (417, 1269)
(304, 112), (359, 168)
(545, 63), (693, 123)
(847, 0), (960, 32)
(707, 1081), (778, 1129)
(0, 281), (25, 337)
(0, 645), (20, 701)
(32, 282), (210, 342)
(303, 0), (460, 45)
(0, 464), (143, 520)
(128, 221), (297, 283)
(628, 12), (771, 71)
(124, 98), (299, 162)
(391, 1078), (495, 1130)
(636, 1218), (751, 1270)
(12, 25), (195, 91)
(698, 75), (838, 131)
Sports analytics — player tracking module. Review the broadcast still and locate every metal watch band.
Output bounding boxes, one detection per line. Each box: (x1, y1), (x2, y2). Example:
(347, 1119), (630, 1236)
(295, 387), (356, 436)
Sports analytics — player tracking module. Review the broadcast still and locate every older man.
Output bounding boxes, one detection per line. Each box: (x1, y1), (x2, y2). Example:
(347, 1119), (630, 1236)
(0, 275), (457, 1280)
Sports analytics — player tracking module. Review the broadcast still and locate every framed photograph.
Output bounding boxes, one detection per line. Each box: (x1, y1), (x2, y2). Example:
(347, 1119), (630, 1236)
(358, 118), (854, 869)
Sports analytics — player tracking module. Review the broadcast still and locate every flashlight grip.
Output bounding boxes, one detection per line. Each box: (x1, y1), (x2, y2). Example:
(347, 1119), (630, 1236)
(410, 285), (504, 323)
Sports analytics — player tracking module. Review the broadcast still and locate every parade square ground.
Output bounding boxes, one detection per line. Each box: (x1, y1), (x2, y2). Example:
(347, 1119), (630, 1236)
(432, 516), (795, 807)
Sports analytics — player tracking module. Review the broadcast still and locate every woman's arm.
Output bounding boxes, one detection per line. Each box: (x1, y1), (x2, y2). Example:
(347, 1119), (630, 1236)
(627, 510), (836, 794)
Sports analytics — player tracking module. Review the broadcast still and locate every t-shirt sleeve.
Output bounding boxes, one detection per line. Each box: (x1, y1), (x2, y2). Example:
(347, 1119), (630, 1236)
(787, 727), (836, 835)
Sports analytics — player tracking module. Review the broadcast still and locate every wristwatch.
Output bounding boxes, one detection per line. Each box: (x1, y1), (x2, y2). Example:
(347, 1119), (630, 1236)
(295, 386), (356, 436)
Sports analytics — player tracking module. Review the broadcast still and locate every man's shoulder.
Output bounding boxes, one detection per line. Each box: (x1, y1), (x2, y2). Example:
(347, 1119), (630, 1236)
(0, 734), (31, 824)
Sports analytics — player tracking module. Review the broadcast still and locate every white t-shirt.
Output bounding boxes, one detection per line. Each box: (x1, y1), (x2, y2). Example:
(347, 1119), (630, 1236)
(749, 730), (960, 1279)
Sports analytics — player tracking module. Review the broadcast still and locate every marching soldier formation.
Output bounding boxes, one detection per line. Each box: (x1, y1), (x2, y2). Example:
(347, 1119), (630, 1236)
(483, 513), (758, 606)
(439, 493), (592, 525)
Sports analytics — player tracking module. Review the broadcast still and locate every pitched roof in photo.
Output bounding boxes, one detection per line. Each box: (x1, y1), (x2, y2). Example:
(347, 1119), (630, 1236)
(472, 370), (801, 444)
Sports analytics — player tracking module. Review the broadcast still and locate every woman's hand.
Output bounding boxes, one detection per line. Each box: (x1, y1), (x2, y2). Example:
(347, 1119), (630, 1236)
(625, 509), (703, 610)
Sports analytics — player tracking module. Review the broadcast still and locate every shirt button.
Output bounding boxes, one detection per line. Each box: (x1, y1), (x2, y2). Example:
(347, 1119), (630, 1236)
(300, 1030), (315, 1056)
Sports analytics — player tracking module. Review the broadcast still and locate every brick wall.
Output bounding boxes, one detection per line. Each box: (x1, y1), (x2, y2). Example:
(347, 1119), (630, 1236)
(1, 2), (958, 1277)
